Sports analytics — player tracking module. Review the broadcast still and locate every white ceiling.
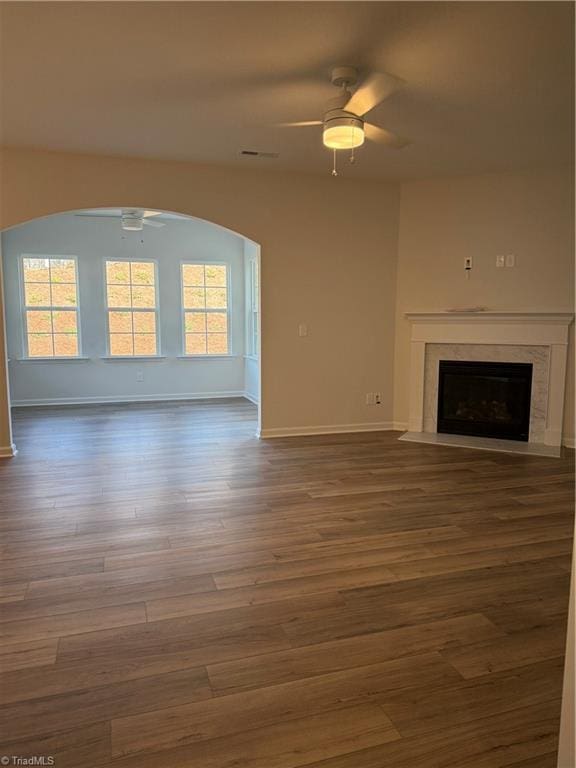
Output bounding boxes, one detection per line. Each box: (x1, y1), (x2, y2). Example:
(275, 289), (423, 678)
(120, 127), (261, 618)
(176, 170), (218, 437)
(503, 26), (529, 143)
(0, 2), (573, 180)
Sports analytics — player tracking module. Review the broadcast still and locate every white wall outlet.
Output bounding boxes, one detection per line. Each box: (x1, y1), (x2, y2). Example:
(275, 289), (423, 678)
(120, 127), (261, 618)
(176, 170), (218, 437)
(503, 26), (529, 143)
(496, 254), (505, 268)
(464, 257), (473, 270)
(365, 393), (381, 405)
(136, 370), (144, 382)
(505, 253), (516, 267)
(298, 323), (308, 337)
(374, 392), (381, 405)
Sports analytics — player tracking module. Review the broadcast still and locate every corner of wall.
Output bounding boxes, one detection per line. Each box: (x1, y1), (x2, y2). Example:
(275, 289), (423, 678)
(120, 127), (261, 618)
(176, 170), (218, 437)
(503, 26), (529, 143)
(392, 180), (410, 429)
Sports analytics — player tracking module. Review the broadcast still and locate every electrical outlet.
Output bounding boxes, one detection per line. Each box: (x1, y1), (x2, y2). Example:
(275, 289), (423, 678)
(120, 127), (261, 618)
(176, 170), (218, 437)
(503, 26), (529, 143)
(365, 393), (381, 406)
(298, 323), (308, 337)
(136, 370), (144, 382)
(496, 254), (505, 268)
(464, 257), (473, 270)
(505, 253), (516, 267)
(365, 393), (373, 405)
(374, 392), (381, 405)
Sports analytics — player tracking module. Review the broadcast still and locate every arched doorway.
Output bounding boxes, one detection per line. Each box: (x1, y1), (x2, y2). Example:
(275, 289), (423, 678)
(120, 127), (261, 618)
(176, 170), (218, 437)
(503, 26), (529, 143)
(0, 207), (261, 455)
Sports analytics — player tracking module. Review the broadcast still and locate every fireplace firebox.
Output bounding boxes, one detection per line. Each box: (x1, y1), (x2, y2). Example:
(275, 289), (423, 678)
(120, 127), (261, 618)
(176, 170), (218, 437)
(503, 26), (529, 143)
(437, 360), (533, 441)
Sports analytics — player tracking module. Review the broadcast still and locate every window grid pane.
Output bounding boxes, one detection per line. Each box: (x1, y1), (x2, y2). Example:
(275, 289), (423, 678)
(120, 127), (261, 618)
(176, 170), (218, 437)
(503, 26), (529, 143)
(106, 261), (158, 356)
(23, 258), (79, 358)
(249, 259), (259, 357)
(182, 263), (229, 355)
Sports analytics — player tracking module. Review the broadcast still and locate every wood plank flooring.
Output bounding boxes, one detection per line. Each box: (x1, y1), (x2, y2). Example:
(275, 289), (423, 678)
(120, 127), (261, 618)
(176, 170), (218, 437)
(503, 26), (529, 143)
(0, 398), (573, 768)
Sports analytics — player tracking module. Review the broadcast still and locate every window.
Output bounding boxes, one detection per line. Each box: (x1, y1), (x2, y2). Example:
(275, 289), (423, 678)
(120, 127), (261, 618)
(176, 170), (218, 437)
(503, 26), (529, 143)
(181, 263), (229, 355)
(248, 258), (259, 357)
(22, 256), (79, 357)
(105, 260), (158, 356)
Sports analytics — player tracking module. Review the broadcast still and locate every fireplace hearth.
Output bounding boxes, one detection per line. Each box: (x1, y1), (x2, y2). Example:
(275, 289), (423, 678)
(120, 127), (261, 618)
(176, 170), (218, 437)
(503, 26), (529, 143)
(437, 360), (533, 441)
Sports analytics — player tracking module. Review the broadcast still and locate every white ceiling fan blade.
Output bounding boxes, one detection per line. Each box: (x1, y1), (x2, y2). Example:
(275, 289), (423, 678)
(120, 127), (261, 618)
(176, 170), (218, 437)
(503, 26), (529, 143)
(364, 122), (411, 149)
(344, 72), (404, 117)
(143, 219), (165, 228)
(275, 120), (322, 127)
(75, 214), (120, 221)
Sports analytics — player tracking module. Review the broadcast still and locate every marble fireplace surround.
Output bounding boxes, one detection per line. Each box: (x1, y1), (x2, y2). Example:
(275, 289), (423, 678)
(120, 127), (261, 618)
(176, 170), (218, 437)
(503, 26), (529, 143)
(403, 312), (574, 449)
(424, 344), (549, 443)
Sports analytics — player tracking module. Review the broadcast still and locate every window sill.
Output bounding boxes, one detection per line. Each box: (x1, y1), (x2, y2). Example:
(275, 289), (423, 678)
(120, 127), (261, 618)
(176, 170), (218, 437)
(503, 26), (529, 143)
(243, 355), (259, 362)
(176, 355), (239, 360)
(100, 356), (167, 362)
(15, 357), (91, 363)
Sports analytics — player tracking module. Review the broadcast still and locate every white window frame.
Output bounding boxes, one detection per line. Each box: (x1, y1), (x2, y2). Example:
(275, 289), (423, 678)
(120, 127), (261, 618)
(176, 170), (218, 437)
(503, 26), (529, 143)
(247, 257), (259, 358)
(20, 254), (82, 359)
(180, 261), (231, 357)
(104, 257), (160, 358)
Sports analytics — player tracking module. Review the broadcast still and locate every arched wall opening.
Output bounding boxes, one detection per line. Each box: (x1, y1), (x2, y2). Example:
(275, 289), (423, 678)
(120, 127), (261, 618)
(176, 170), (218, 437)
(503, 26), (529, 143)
(0, 147), (404, 457)
(0, 207), (262, 454)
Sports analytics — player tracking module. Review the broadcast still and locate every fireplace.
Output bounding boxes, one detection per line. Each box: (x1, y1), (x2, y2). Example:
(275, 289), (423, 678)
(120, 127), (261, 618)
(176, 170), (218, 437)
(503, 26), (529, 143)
(402, 312), (572, 452)
(437, 360), (533, 441)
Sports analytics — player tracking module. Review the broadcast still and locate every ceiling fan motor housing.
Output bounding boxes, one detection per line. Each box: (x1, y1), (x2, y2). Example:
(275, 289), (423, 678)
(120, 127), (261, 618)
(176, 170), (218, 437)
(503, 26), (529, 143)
(323, 112), (364, 130)
(121, 213), (144, 231)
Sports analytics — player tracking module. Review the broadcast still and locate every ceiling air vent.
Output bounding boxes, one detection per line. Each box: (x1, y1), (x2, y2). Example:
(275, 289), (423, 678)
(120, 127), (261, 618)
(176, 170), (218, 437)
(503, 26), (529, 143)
(240, 150), (279, 159)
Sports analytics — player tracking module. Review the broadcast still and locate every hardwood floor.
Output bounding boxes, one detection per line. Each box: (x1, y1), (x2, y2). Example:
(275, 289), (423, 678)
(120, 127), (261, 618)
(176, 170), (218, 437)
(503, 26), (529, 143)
(0, 398), (573, 768)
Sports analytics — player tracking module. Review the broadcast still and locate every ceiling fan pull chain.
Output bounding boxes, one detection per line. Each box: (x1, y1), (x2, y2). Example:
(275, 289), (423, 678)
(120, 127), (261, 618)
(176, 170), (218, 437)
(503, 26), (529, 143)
(332, 149), (338, 177)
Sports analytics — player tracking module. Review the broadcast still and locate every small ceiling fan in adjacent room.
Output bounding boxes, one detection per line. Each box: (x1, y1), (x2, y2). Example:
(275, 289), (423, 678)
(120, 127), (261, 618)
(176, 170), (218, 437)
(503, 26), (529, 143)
(74, 209), (166, 231)
(278, 66), (412, 175)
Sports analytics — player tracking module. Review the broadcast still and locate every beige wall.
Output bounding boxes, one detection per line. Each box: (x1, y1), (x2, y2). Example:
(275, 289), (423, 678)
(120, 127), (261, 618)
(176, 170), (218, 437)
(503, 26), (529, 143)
(0, 147), (400, 441)
(393, 168), (575, 442)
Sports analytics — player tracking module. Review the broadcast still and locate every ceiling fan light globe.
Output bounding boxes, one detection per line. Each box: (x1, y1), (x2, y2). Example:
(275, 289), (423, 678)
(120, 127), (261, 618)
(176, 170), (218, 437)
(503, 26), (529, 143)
(322, 117), (365, 150)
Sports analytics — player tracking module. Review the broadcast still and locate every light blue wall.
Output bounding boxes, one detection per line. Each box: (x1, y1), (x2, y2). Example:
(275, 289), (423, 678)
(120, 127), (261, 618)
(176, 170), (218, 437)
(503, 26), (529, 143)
(2, 212), (253, 404)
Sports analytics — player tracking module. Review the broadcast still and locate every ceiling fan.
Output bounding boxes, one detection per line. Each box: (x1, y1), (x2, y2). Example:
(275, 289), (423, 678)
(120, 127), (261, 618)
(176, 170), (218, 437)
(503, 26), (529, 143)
(75, 209), (166, 231)
(280, 66), (411, 174)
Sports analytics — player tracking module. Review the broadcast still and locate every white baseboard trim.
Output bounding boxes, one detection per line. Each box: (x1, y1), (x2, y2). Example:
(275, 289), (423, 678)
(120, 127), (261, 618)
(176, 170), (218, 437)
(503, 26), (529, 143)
(563, 436), (575, 449)
(242, 392), (259, 405)
(259, 421), (396, 439)
(392, 421), (408, 432)
(0, 443), (17, 458)
(11, 391), (246, 407)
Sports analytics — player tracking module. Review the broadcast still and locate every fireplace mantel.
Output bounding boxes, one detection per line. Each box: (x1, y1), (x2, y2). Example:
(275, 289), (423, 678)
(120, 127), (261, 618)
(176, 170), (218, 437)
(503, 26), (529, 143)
(404, 310), (574, 449)
(405, 311), (574, 323)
